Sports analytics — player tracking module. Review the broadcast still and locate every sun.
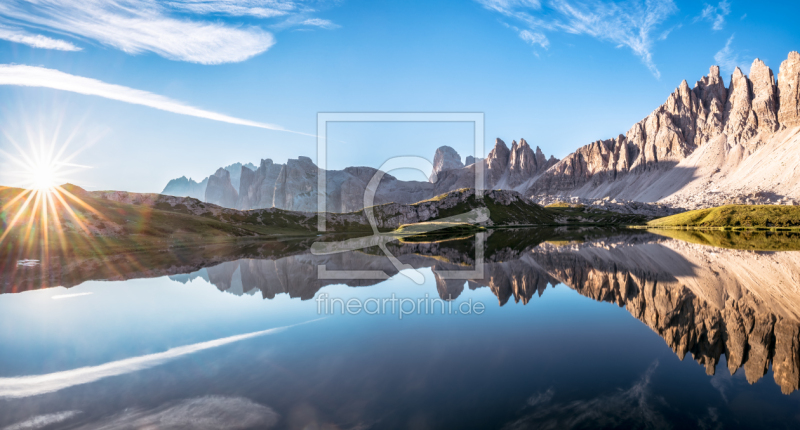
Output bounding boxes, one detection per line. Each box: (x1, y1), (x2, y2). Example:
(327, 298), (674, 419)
(29, 160), (59, 191)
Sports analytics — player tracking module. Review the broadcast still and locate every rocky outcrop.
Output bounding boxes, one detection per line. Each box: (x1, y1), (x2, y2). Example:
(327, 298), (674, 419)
(529, 52), (800, 206)
(162, 144), (557, 212)
(223, 162), (257, 193)
(161, 176), (207, 200)
(507, 139), (557, 188)
(779, 51), (800, 128)
(272, 156), (318, 211)
(486, 138), (511, 186)
(430, 146), (464, 181)
(724, 67), (757, 145)
(750, 59), (780, 134)
(237, 159), (285, 210)
(205, 168), (238, 208)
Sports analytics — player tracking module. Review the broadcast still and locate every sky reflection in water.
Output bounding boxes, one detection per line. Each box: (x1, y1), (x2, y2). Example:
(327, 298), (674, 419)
(0, 231), (799, 429)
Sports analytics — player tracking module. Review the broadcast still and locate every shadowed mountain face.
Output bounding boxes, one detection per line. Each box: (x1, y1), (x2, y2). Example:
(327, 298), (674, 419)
(163, 141), (558, 212)
(4, 229), (800, 394)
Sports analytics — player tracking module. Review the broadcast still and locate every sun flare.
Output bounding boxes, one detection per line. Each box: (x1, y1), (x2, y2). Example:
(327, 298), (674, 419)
(29, 161), (59, 191)
(0, 128), (98, 265)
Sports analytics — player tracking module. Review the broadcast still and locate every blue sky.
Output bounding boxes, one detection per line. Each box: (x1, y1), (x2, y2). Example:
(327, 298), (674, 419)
(0, 0), (798, 192)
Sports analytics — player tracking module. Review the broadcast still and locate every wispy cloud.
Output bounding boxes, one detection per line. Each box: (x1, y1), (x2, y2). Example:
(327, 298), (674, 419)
(300, 18), (341, 29)
(0, 65), (313, 135)
(519, 29), (549, 48)
(503, 361), (668, 430)
(0, 25), (81, 51)
(272, 15), (342, 30)
(714, 34), (742, 75)
(480, 0), (543, 14)
(166, 0), (297, 18)
(0, 0), (337, 64)
(72, 397), (279, 430)
(0, 320), (321, 399)
(696, 1), (731, 31)
(2, 411), (82, 430)
(476, 0), (678, 78)
(658, 23), (681, 41)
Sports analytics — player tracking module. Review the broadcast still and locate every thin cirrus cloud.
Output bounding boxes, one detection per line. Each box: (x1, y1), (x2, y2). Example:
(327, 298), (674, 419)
(0, 0), (337, 64)
(476, 0), (678, 78)
(0, 64), (313, 136)
(714, 34), (742, 75)
(696, 0), (731, 31)
(0, 25), (81, 51)
(165, 0), (297, 18)
(0, 319), (322, 399)
(2, 411), (82, 430)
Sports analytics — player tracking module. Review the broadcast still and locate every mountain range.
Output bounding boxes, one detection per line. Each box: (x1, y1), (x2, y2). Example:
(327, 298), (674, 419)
(163, 51), (800, 212)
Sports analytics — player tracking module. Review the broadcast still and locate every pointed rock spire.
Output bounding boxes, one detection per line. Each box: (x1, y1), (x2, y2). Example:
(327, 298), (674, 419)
(431, 146), (464, 181)
(750, 58), (779, 133)
(724, 66), (757, 145)
(778, 51), (800, 128)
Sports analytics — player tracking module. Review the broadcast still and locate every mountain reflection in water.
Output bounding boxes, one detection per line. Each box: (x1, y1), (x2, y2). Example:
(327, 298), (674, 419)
(3, 228), (800, 398)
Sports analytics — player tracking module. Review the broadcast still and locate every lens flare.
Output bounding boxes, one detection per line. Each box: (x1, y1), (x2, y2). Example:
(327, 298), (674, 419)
(0, 126), (102, 286)
(30, 160), (59, 191)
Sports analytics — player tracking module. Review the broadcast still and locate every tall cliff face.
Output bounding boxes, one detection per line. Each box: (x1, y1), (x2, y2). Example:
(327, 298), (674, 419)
(750, 59), (779, 134)
(273, 156), (318, 211)
(529, 52), (800, 204)
(237, 159), (284, 210)
(222, 162), (256, 193)
(778, 51), (800, 128)
(430, 146), (464, 181)
(205, 168), (238, 208)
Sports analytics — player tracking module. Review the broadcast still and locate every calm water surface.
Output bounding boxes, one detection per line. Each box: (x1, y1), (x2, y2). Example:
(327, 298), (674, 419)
(1, 229), (799, 429)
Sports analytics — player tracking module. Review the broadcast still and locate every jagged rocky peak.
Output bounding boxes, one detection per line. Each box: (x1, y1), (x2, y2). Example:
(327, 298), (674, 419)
(488, 138), (510, 164)
(205, 167), (238, 208)
(465, 155), (476, 166)
(724, 66), (758, 145)
(750, 58), (780, 134)
(237, 158), (286, 210)
(430, 146), (464, 181)
(692, 65), (727, 143)
(486, 138), (511, 184)
(162, 175), (208, 200)
(530, 54), (792, 197)
(778, 51), (800, 128)
(507, 138), (557, 187)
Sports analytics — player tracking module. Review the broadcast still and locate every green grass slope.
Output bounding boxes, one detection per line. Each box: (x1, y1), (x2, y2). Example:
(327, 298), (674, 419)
(648, 205), (800, 228)
(650, 229), (800, 251)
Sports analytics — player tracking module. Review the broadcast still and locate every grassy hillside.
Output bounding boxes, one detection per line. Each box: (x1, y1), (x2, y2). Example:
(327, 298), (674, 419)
(648, 205), (800, 228)
(410, 189), (556, 225)
(651, 228), (800, 251)
(545, 205), (649, 225)
(0, 186), (321, 258)
(1, 184), (651, 260)
(390, 188), (648, 227)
